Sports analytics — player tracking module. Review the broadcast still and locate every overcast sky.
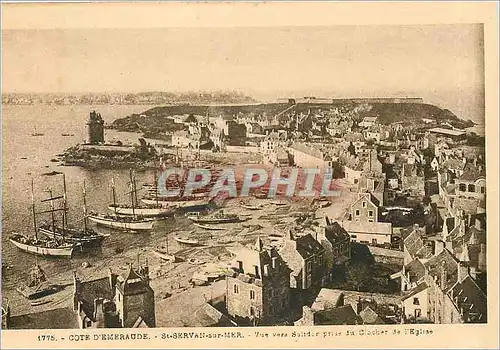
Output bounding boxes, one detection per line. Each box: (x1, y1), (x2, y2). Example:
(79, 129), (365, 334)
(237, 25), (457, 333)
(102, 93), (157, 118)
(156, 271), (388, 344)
(2, 24), (484, 120)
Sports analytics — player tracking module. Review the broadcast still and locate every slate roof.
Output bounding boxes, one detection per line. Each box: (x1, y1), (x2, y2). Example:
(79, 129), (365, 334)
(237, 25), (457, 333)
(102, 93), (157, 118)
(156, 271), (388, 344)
(359, 306), (385, 325)
(424, 249), (459, 292)
(448, 276), (487, 323)
(313, 305), (362, 325)
(79, 276), (115, 319)
(324, 222), (351, 245)
(405, 259), (426, 282)
(401, 282), (429, 301)
(295, 234), (325, 259)
(8, 307), (78, 329)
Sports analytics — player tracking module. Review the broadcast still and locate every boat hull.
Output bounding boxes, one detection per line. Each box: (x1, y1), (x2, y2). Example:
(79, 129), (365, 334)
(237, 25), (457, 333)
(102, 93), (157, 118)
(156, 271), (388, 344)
(193, 223), (225, 231)
(9, 239), (75, 258)
(190, 217), (242, 224)
(39, 228), (108, 245)
(108, 205), (173, 217)
(88, 215), (154, 231)
(141, 198), (211, 209)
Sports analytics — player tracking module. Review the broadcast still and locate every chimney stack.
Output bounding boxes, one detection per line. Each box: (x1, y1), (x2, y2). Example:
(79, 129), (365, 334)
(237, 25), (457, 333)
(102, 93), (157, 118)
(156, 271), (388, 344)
(440, 261), (447, 290)
(458, 263), (469, 283)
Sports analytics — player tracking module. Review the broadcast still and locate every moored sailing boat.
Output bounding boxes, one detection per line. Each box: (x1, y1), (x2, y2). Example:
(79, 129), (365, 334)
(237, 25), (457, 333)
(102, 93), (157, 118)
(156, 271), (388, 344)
(188, 210), (244, 224)
(108, 169), (174, 217)
(38, 176), (109, 246)
(9, 179), (79, 258)
(88, 178), (155, 231)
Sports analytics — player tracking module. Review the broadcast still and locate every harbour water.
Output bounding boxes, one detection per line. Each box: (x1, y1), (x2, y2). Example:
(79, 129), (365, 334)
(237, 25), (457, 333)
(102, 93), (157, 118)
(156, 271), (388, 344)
(1, 104), (170, 293)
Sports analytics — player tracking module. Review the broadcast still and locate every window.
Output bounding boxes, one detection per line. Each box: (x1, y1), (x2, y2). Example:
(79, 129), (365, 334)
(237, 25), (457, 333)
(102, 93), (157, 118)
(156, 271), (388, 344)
(250, 290), (255, 300)
(250, 307), (255, 316)
(233, 284), (239, 294)
(368, 219), (374, 223)
(372, 239), (377, 245)
(415, 309), (422, 318)
(354, 179), (358, 184)
(368, 210), (374, 217)
(480, 186), (485, 194)
(468, 184), (475, 193)
(413, 297), (420, 305)
(307, 260), (312, 271)
(355, 209), (360, 216)
(362, 201), (366, 208)
(459, 184), (466, 192)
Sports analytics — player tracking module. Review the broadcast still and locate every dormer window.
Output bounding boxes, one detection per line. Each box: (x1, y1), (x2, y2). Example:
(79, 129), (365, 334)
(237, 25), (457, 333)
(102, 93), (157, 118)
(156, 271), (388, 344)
(362, 202), (366, 208)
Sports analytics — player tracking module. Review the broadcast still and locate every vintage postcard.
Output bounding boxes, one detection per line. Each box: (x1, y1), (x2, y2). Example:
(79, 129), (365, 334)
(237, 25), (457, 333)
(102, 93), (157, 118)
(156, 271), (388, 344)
(1, 2), (498, 349)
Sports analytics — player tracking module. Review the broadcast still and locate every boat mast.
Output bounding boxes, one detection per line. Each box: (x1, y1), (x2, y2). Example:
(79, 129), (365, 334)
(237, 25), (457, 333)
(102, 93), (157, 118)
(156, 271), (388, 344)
(154, 167), (159, 208)
(31, 179), (38, 238)
(129, 169), (136, 217)
(62, 174), (69, 233)
(48, 188), (56, 240)
(111, 178), (118, 216)
(132, 170), (139, 209)
(82, 181), (88, 233)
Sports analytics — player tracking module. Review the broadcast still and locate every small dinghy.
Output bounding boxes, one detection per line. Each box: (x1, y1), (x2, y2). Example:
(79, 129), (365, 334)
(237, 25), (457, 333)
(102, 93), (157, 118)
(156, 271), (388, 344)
(174, 236), (200, 246)
(193, 223), (226, 231)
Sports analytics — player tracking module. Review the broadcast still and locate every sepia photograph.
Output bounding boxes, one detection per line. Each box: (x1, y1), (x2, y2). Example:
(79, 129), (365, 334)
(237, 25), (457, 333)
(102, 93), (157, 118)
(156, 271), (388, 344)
(1, 2), (498, 349)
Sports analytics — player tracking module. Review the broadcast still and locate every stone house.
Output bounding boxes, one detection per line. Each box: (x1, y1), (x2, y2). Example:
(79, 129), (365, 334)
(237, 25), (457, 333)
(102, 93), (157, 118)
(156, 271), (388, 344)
(226, 238), (292, 326)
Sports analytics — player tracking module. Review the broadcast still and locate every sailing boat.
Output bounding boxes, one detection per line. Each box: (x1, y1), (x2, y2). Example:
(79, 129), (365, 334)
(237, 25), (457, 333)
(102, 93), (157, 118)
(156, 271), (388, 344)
(38, 175), (109, 246)
(108, 169), (175, 217)
(87, 178), (155, 231)
(9, 179), (78, 258)
(16, 260), (61, 299)
(153, 235), (177, 262)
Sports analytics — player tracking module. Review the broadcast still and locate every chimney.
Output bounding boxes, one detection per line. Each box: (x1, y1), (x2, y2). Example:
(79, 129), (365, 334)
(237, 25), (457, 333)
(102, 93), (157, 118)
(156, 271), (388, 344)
(302, 306), (314, 326)
(434, 240), (445, 256)
(440, 261), (447, 290)
(108, 268), (114, 289)
(458, 263), (469, 283)
(237, 260), (244, 273)
(469, 266), (477, 280)
(356, 297), (363, 314)
(272, 257), (277, 269)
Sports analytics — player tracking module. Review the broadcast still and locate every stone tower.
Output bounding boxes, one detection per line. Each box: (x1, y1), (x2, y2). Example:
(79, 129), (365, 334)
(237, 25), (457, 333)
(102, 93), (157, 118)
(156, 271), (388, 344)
(87, 110), (105, 144)
(114, 264), (155, 328)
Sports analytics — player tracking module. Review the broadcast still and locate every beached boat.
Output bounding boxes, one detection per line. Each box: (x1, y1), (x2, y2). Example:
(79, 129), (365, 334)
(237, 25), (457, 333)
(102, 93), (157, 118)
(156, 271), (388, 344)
(193, 223), (226, 231)
(188, 210), (244, 224)
(9, 179), (80, 258)
(153, 248), (177, 263)
(174, 236), (200, 246)
(39, 225), (109, 244)
(30, 299), (52, 307)
(10, 234), (77, 258)
(88, 213), (155, 231)
(241, 203), (264, 210)
(141, 197), (211, 209)
(37, 176), (109, 247)
(109, 170), (175, 217)
(17, 263), (61, 300)
(89, 177), (156, 231)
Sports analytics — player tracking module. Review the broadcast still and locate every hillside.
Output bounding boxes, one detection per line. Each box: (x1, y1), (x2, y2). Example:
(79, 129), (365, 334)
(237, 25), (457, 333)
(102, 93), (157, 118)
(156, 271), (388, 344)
(110, 101), (475, 133)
